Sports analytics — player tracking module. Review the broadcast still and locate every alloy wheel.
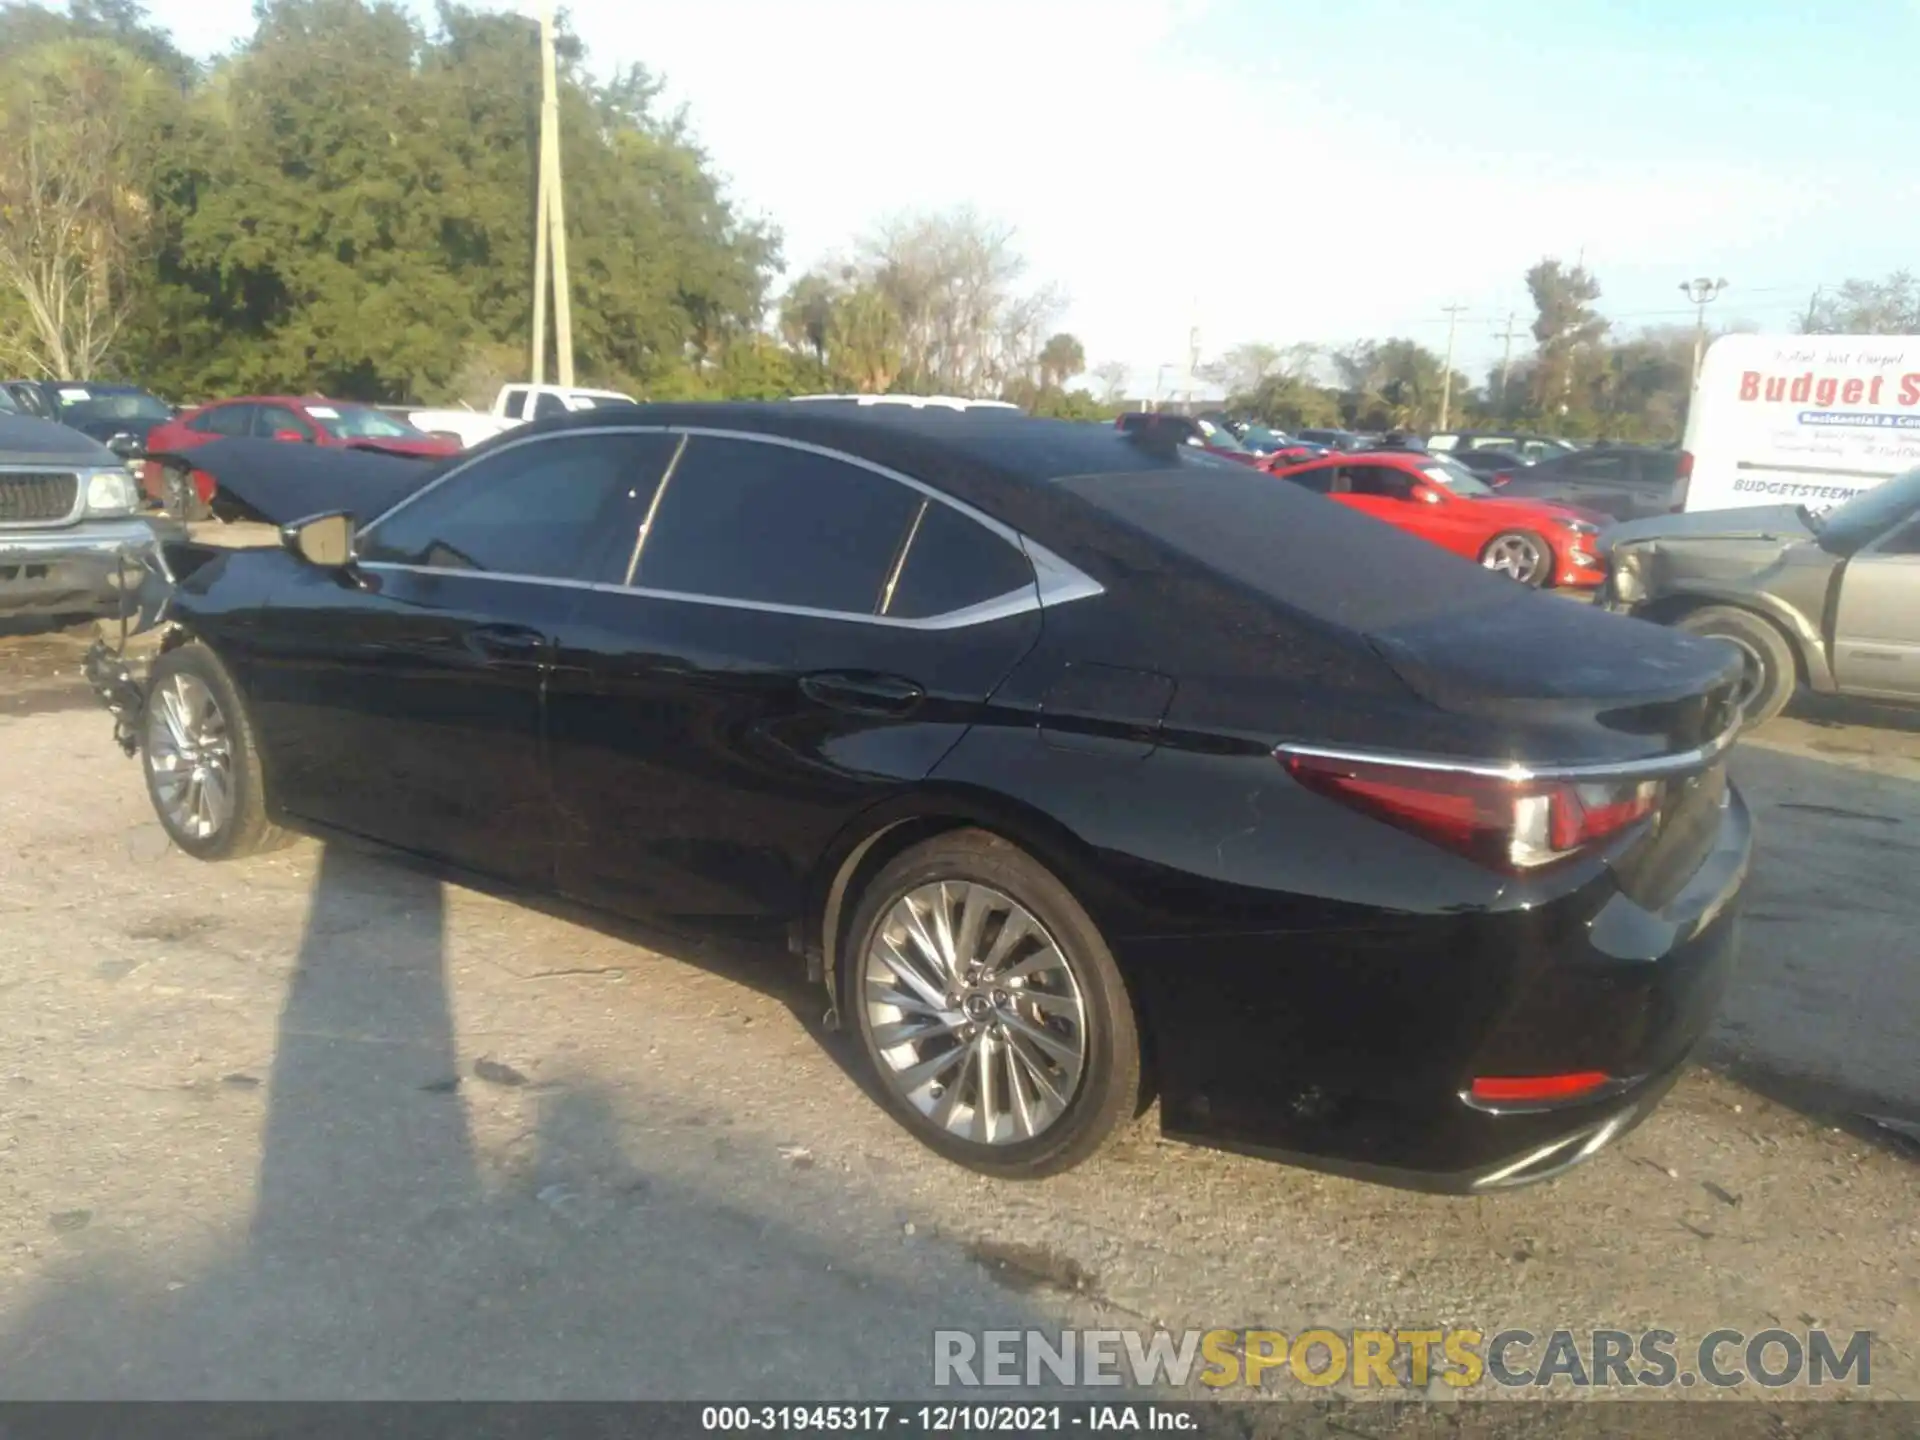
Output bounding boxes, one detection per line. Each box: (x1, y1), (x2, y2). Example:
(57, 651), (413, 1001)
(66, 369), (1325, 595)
(1482, 534), (1545, 584)
(146, 672), (235, 841)
(860, 881), (1087, 1146)
(1722, 634), (1768, 712)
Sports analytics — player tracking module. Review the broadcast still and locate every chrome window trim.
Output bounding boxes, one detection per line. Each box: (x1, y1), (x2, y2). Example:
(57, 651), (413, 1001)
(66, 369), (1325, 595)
(1276, 720), (1741, 784)
(357, 562), (1050, 632)
(354, 423), (1106, 629)
(621, 431), (688, 586)
(878, 498), (928, 617)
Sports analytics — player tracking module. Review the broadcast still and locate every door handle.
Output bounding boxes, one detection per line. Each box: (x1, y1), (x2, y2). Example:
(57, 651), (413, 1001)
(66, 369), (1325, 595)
(468, 622), (547, 664)
(799, 671), (925, 717)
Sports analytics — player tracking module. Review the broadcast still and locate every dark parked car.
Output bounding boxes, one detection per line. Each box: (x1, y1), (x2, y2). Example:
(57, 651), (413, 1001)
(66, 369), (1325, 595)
(87, 405), (1750, 1191)
(1426, 431), (1580, 464)
(2, 380), (176, 462)
(1447, 448), (1531, 481)
(1294, 427), (1367, 452)
(1601, 468), (1920, 726)
(1485, 447), (1683, 522)
(1114, 412), (1263, 465)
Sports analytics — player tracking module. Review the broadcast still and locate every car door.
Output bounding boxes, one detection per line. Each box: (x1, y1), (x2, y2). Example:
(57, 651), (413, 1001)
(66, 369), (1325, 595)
(243, 429), (678, 885)
(1832, 514), (1920, 700)
(544, 431), (1044, 926)
(1333, 464), (1476, 555)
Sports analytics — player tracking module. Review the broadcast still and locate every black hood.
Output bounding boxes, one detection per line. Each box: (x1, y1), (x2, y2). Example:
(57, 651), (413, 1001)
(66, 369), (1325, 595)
(1601, 503), (1812, 554)
(0, 412), (119, 466)
(149, 438), (447, 526)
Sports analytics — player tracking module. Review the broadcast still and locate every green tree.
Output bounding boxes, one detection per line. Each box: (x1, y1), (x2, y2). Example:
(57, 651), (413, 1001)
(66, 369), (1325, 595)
(1804, 272), (1920, 335)
(1526, 257), (1607, 412)
(1036, 332), (1085, 390)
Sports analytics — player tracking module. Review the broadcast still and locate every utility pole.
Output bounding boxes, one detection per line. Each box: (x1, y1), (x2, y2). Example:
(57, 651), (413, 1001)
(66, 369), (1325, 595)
(1437, 304), (1467, 429)
(531, 0), (575, 387)
(1802, 286), (1822, 333)
(1680, 276), (1729, 382)
(1185, 326), (1201, 414)
(1491, 311), (1523, 410)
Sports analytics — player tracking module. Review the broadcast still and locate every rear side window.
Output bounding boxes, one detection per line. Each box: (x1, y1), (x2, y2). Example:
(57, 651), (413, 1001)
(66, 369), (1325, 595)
(884, 501), (1034, 619)
(196, 404), (255, 437)
(634, 437), (921, 614)
(360, 432), (676, 579)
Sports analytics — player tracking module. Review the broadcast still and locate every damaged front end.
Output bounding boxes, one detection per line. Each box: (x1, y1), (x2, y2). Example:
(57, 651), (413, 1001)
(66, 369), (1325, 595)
(84, 541), (193, 756)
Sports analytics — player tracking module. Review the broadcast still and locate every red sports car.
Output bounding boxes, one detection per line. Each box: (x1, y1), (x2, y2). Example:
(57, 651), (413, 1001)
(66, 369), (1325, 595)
(1267, 449), (1609, 589)
(142, 395), (462, 518)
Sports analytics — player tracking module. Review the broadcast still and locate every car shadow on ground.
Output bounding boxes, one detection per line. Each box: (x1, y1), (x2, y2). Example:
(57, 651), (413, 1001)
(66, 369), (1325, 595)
(0, 842), (1054, 1399)
(1783, 690), (1920, 737)
(1708, 742), (1920, 1163)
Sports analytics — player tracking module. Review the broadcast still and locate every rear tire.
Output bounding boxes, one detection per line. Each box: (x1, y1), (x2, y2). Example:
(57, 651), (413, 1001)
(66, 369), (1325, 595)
(1674, 605), (1797, 728)
(161, 462), (211, 523)
(842, 829), (1142, 1179)
(141, 644), (290, 861)
(1479, 529), (1551, 587)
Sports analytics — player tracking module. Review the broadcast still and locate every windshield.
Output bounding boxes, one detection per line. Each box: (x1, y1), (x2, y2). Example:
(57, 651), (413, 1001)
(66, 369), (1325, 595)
(52, 387), (172, 428)
(1238, 424), (1290, 451)
(1195, 418), (1251, 454)
(1419, 458), (1495, 497)
(1815, 468), (1920, 551)
(310, 403), (423, 440)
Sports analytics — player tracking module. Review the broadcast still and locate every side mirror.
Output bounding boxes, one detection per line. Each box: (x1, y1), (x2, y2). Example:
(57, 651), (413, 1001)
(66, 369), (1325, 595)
(282, 511), (357, 569)
(1492, 473), (1512, 488)
(107, 432), (141, 458)
(272, 429), (308, 444)
(1413, 485), (1443, 504)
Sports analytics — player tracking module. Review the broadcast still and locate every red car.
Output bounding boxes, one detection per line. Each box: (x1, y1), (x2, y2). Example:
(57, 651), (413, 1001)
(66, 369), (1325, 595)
(142, 395), (462, 518)
(1267, 449), (1609, 589)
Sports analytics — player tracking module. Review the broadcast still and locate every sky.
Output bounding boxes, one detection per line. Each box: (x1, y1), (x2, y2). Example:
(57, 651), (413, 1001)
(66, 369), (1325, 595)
(139, 0), (1920, 395)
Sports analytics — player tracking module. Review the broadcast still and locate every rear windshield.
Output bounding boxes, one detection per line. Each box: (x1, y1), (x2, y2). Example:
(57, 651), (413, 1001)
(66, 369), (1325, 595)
(1054, 464), (1513, 634)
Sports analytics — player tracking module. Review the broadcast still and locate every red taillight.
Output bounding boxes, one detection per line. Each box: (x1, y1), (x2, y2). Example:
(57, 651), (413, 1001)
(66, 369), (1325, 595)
(190, 470), (216, 503)
(1676, 449), (1694, 479)
(1470, 1072), (1611, 1104)
(1281, 753), (1660, 873)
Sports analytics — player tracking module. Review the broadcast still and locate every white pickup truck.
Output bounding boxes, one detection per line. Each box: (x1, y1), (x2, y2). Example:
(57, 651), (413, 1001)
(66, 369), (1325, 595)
(392, 383), (637, 449)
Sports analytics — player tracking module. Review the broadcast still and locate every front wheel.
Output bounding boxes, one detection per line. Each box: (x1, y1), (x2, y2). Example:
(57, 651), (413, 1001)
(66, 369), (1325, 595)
(1673, 604), (1798, 728)
(843, 830), (1142, 1179)
(1480, 530), (1551, 587)
(160, 463), (211, 522)
(142, 644), (289, 860)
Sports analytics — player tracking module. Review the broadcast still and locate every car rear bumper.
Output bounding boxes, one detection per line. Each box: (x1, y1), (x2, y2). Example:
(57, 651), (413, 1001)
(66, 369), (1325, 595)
(0, 517), (185, 617)
(1140, 784), (1752, 1192)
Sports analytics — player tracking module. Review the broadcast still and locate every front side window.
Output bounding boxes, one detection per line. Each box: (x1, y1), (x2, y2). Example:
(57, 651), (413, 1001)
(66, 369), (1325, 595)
(254, 405), (313, 439)
(309, 404), (418, 440)
(532, 392), (568, 420)
(359, 432), (677, 579)
(1347, 465), (1415, 499)
(633, 437), (921, 614)
(884, 500), (1034, 620)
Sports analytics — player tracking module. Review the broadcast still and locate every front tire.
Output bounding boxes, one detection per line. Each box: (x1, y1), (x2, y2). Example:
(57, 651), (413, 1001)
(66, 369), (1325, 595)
(843, 830), (1142, 1179)
(142, 644), (288, 860)
(161, 462), (211, 522)
(1480, 530), (1551, 587)
(1673, 604), (1798, 728)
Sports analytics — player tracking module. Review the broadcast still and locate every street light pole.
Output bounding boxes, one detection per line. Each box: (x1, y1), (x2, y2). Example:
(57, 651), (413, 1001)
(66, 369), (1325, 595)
(537, 0), (575, 387)
(1680, 276), (1728, 382)
(1438, 303), (1467, 430)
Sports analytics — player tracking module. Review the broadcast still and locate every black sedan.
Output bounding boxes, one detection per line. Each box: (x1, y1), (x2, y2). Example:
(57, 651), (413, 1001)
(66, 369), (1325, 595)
(89, 405), (1752, 1191)
(1490, 446), (1684, 522)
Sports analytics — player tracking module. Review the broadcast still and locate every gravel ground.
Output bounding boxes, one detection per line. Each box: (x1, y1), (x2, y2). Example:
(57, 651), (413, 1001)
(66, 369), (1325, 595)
(0, 621), (1914, 1412)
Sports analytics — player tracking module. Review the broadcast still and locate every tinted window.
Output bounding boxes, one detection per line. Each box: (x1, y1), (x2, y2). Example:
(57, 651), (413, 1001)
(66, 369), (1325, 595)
(635, 437), (920, 614)
(361, 432), (676, 579)
(1347, 465), (1414, 498)
(1278, 464), (1337, 495)
(1564, 452), (1627, 478)
(532, 392), (568, 420)
(500, 387), (529, 420)
(196, 404), (255, 437)
(885, 501), (1034, 619)
(253, 404), (311, 439)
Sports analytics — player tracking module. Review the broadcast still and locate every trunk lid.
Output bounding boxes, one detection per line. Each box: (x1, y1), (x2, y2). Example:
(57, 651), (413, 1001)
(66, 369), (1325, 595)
(1364, 587), (1745, 758)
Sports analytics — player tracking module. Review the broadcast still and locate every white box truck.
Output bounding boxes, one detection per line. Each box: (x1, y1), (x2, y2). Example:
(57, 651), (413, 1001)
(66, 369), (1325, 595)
(1681, 333), (1920, 512)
